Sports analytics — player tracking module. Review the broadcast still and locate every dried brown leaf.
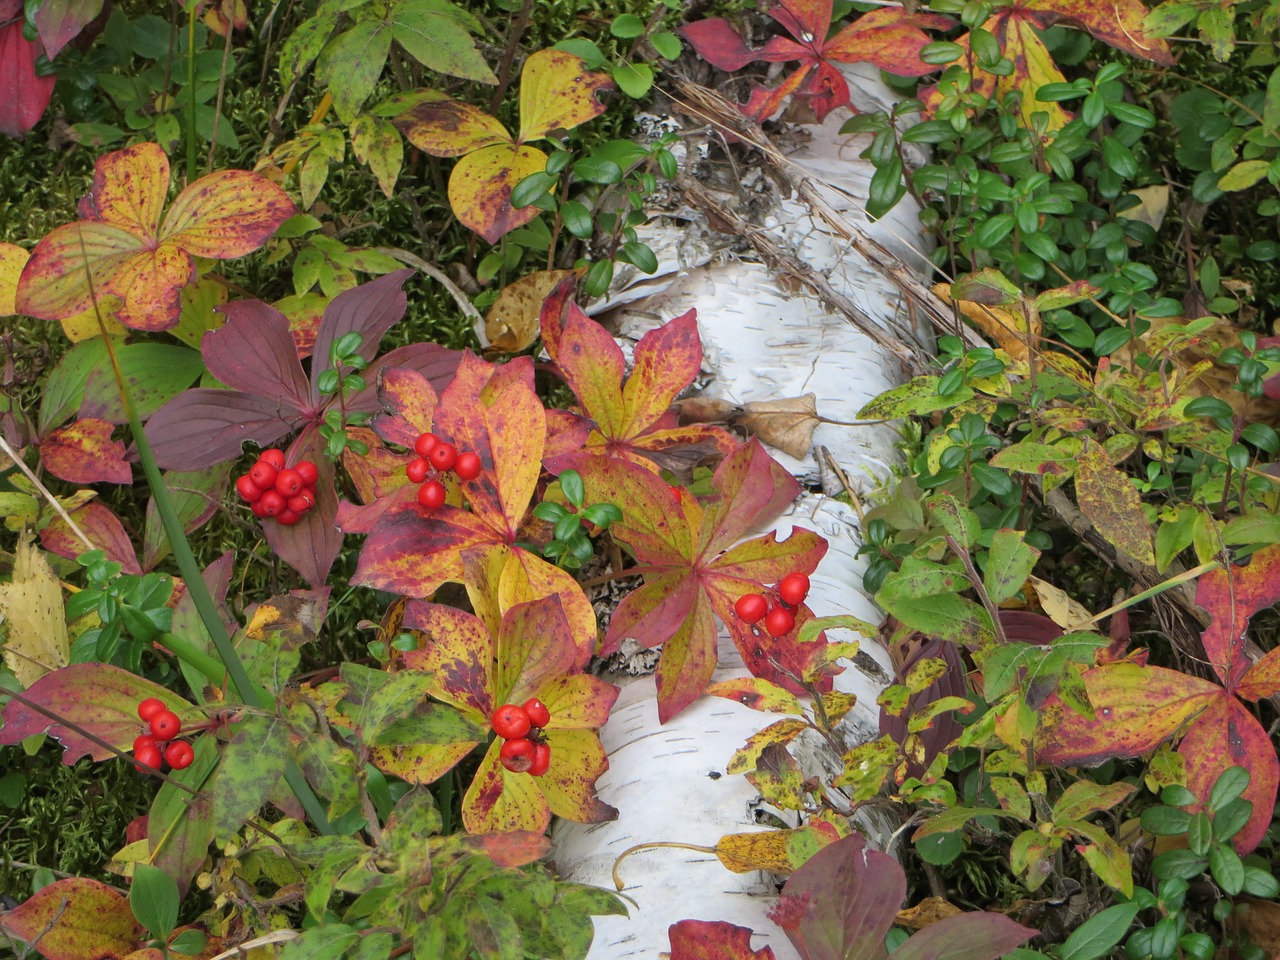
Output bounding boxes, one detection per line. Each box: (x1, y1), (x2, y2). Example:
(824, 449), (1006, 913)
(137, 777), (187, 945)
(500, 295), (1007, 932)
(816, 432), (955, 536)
(733, 394), (819, 459)
(485, 269), (577, 353)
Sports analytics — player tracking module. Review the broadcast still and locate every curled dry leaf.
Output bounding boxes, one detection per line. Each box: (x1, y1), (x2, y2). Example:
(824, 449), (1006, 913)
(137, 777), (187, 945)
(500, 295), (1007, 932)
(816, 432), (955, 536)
(933, 281), (1039, 362)
(732, 394), (819, 460)
(484, 269), (577, 353)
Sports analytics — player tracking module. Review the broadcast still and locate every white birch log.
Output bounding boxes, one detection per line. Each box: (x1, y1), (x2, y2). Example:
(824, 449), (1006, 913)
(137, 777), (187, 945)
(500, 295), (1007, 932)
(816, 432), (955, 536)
(551, 62), (933, 959)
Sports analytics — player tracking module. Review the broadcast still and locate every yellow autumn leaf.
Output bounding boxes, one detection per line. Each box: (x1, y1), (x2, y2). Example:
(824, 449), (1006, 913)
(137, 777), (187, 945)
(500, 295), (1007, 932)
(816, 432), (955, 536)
(0, 535), (70, 687)
(933, 282), (1040, 362)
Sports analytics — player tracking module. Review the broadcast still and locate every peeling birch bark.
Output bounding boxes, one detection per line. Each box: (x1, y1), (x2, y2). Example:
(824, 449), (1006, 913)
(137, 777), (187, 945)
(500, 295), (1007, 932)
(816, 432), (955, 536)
(551, 63), (934, 959)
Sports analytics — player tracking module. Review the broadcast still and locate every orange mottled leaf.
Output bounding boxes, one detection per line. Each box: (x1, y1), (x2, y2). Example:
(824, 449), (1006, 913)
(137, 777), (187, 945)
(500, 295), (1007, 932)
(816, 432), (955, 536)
(1179, 696), (1278, 852)
(41, 417), (131, 485)
(1195, 544), (1280, 689)
(0, 878), (138, 960)
(16, 142), (294, 330)
(1036, 662), (1219, 766)
(705, 677), (807, 714)
(668, 920), (777, 960)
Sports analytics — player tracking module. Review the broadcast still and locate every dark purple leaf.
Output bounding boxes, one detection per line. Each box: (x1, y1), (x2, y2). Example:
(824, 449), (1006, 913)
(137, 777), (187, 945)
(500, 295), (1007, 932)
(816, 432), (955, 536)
(879, 637), (966, 779)
(145, 390), (300, 470)
(890, 913), (1037, 960)
(776, 832), (903, 960)
(309, 269), (414, 407)
(204, 300), (314, 415)
(40, 501), (140, 574)
(261, 426), (343, 588)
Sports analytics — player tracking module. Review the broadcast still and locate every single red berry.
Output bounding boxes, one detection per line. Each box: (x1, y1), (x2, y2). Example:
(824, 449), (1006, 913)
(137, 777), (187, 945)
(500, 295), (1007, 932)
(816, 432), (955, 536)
(499, 737), (535, 773)
(248, 460), (278, 489)
(251, 500), (271, 518)
(418, 480), (446, 510)
(429, 442), (458, 472)
(274, 468), (303, 497)
(734, 594), (768, 624)
(406, 457), (430, 484)
(259, 449), (286, 470)
(235, 475), (262, 502)
(415, 432), (439, 458)
(491, 703), (532, 740)
(137, 697), (166, 722)
(133, 744), (163, 771)
(522, 697), (551, 729)
(276, 509), (302, 526)
(287, 494), (313, 515)
(529, 742), (551, 777)
(258, 490), (286, 517)
(150, 710), (181, 740)
(133, 734), (158, 753)
(165, 740), (194, 770)
(295, 460), (318, 485)
(764, 606), (795, 638)
(455, 451), (482, 481)
(778, 573), (810, 607)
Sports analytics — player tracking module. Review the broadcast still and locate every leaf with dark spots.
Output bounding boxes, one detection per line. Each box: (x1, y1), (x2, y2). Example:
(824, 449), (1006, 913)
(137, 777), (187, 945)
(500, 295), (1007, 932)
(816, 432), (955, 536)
(16, 143), (294, 330)
(40, 417), (131, 484)
(78, 342), (205, 426)
(0, 663), (194, 762)
(34, 0), (105, 59)
(0, 878), (138, 960)
(1195, 544), (1280, 689)
(204, 300), (313, 412)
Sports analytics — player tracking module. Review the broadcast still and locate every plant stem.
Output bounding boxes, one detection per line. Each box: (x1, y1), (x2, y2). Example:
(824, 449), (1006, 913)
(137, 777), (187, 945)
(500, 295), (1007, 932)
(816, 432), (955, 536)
(186, 8), (197, 183)
(95, 327), (333, 834)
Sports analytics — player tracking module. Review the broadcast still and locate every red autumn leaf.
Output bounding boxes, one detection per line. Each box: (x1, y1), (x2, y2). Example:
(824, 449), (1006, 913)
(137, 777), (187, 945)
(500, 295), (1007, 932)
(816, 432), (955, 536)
(0, 18), (55, 138)
(40, 417), (132, 484)
(0, 878), (139, 960)
(540, 295), (737, 473)
(395, 50), (613, 243)
(390, 588), (618, 833)
(0, 662), (196, 762)
(16, 142), (296, 330)
(1040, 545), (1280, 852)
(40, 500), (141, 574)
(566, 440), (828, 722)
(668, 920), (777, 960)
(345, 351), (595, 641)
(919, 0), (1172, 130)
(681, 0), (949, 123)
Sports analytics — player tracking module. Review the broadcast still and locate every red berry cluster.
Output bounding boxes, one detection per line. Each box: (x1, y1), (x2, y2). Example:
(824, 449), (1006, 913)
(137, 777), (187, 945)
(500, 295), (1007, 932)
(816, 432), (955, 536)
(407, 432), (482, 511)
(734, 572), (811, 637)
(133, 697), (194, 772)
(235, 449), (319, 526)
(491, 698), (552, 776)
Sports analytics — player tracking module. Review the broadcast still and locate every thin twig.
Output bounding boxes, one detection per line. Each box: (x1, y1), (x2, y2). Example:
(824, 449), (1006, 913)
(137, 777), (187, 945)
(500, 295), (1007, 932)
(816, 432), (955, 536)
(0, 435), (94, 551)
(376, 247), (484, 327)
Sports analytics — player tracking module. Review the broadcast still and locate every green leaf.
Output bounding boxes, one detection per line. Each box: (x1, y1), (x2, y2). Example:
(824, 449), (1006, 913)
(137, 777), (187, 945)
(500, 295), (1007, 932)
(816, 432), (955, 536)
(209, 714), (290, 843)
(390, 0), (497, 84)
(1141, 805), (1191, 835)
(1211, 798), (1252, 842)
(130, 863), (179, 939)
(560, 200), (593, 239)
(1210, 843), (1245, 894)
(1208, 765), (1250, 810)
(318, 20), (393, 123)
(1219, 159), (1270, 191)
(571, 156), (623, 185)
(610, 13), (645, 37)
(984, 529), (1040, 604)
(559, 469), (585, 508)
(650, 31), (681, 60)
(1059, 903), (1140, 960)
(612, 61), (653, 99)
